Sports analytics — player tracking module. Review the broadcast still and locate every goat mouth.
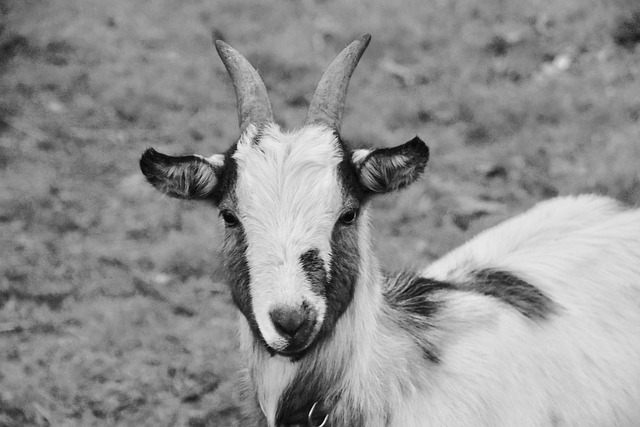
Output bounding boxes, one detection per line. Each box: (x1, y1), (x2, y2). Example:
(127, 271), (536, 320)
(271, 345), (312, 361)
(268, 335), (319, 360)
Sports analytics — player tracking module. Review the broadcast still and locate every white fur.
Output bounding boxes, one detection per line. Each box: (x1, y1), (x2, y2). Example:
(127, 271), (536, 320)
(405, 195), (640, 426)
(248, 193), (640, 426)
(351, 149), (371, 164)
(198, 153), (225, 167)
(232, 123), (343, 351)
(238, 317), (299, 423)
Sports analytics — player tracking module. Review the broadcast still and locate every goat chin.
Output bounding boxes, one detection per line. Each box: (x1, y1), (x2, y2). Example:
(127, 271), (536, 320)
(244, 195), (640, 427)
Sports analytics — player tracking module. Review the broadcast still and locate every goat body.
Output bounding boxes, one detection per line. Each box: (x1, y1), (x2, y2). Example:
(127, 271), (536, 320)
(243, 195), (640, 427)
(139, 35), (640, 426)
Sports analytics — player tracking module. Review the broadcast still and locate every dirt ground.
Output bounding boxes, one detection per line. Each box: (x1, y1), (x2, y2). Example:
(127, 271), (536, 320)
(1, 0), (639, 425)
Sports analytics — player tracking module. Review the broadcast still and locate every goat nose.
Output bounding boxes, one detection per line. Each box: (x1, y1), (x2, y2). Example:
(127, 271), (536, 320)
(269, 304), (308, 338)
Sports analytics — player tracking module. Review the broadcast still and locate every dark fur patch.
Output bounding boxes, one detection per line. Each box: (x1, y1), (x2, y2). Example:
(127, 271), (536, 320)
(384, 272), (455, 363)
(221, 222), (274, 353)
(466, 269), (556, 320)
(303, 218), (361, 356)
(276, 362), (338, 426)
(139, 148), (219, 199)
(355, 136), (429, 194)
(300, 248), (327, 295)
(385, 272), (454, 319)
(210, 125), (268, 205)
(336, 135), (368, 204)
(276, 358), (367, 427)
(210, 144), (240, 206)
(221, 224), (251, 318)
(382, 268), (555, 363)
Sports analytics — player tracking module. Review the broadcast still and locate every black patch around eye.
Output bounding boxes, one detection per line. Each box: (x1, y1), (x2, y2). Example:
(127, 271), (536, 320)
(220, 209), (240, 227)
(209, 124), (268, 207)
(221, 224), (271, 352)
(335, 133), (368, 203)
(210, 144), (240, 206)
(338, 209), (358, 225)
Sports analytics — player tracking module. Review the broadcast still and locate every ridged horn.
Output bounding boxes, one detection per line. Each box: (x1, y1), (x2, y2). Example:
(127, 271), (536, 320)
(305, 34), (371, 131)
(215, 40), (274, 134)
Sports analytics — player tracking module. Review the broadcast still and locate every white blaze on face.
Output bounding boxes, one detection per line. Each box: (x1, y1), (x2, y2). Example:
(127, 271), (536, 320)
(233, 123), (344, 351)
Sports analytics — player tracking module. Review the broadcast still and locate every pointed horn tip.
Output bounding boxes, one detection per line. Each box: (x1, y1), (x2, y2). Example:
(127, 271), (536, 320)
(345, 34), (371, 51)
(356, 33), (372, 45)
(214, 39), (234, 56)
(339, 34), (371, 62)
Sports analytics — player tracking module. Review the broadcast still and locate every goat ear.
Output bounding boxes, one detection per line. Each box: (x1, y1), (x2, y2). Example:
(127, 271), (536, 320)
(139, 148), (224, 200)
(352, 136), (429, 193)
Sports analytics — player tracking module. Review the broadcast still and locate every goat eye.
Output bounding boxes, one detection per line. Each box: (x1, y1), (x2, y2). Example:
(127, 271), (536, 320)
(338, 209), (358, 225)
(220, 210), (240, 228)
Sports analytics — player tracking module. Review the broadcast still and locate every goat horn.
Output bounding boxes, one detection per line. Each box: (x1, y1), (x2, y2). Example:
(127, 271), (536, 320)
(215, 40), (274, 134)
(305, 34), (371, 131)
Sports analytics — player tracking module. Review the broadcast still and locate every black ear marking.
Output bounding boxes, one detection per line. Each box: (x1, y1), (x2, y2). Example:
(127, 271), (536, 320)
(139, 148), (221, 200)
(355, 136), (429, 193)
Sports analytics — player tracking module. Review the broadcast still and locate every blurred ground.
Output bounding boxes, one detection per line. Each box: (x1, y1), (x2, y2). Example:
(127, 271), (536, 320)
(1, 0), (639, 425)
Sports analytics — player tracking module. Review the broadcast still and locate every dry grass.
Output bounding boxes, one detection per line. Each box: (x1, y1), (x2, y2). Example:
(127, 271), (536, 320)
(1, 0), (640, 425)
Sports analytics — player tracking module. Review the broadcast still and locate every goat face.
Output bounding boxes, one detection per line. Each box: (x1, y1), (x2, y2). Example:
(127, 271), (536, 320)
(220, 123), (363, 356)
(139, 35), (429, 358)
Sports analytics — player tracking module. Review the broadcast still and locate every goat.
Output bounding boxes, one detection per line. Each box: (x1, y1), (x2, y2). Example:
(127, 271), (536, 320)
(139, 34), (640, 426)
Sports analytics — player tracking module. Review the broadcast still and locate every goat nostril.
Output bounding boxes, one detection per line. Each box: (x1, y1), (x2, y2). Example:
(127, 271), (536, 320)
(269, 305), (308, 338)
